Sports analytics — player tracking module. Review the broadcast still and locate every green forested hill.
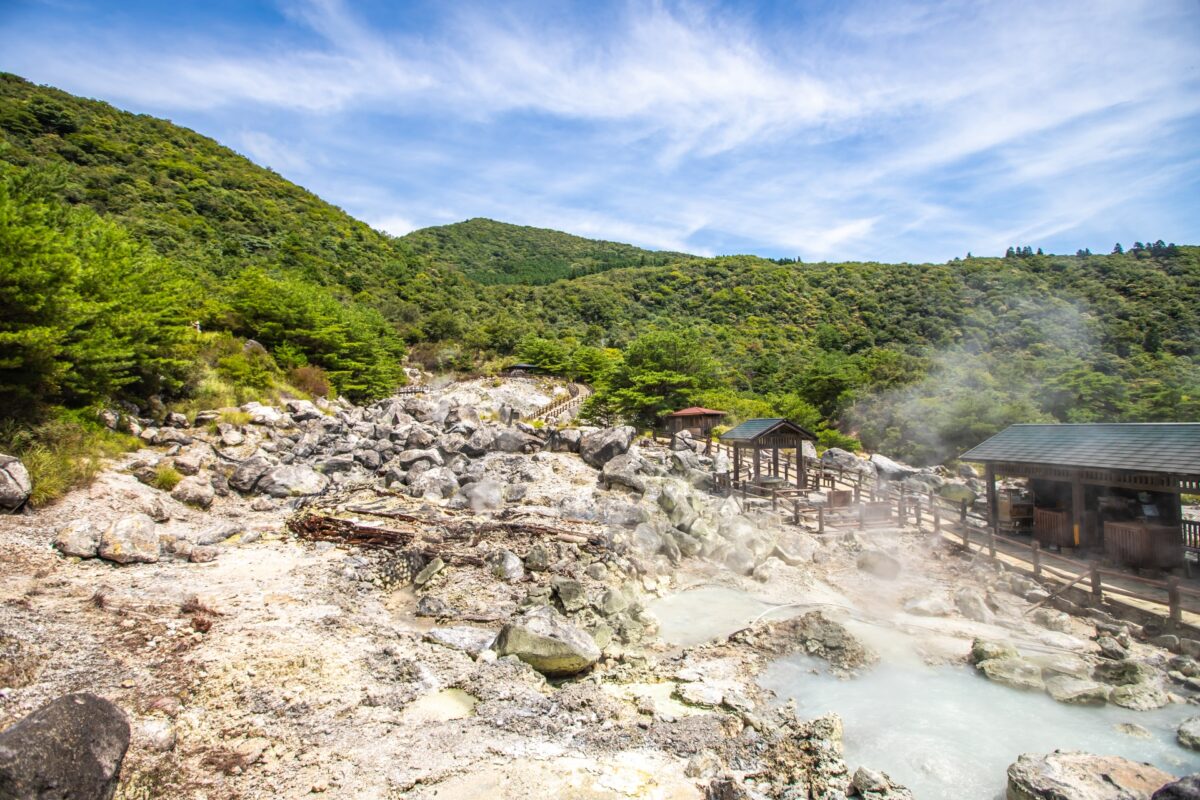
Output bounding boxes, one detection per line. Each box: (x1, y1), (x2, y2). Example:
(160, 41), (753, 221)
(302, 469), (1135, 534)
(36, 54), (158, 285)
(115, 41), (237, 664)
(2, 73), (1197, 466)
(401, 217), (688, 284)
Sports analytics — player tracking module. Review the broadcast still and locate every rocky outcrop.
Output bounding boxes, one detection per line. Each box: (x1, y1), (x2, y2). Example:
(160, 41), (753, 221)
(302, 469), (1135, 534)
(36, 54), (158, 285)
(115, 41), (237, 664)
(579, 426), (635, 468)
(1043, 675), (1109, 705)
(1178, 718), (1200, 751)
(869, 453), (917, 481)
(98, 514), (160, 564)
(170, 475), (215, 508)
(493, 606), (601, 676)
(1005, 751), (1173, 800)
(819, 448), (876, 478)
(978, 657), (1045, 691)
(0, 454), (32, 512)
(54, 520), (101, 559)
(0, 693), (130, 800)
(1154, 775), (1200, 800)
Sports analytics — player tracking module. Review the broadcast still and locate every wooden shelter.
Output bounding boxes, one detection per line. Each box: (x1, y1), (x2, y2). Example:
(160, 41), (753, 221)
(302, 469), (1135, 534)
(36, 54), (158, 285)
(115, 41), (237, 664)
(720, 418), (817, 488)
(664, 407), (727, 436)
(960, 424), (1200, 570)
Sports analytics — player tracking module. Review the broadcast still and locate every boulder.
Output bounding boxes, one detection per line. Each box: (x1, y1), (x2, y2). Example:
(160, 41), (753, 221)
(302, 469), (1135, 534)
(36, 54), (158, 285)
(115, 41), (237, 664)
(548, 428), (582, 453)
(54, 520), (101, 559)
(492, 428), (542, 454)
(1006, 751), (1173, 800)
(954, 587), (995, 624)
(444, 404), (480, 434)
(462, 427), (496, 457)
(284, 399), (322, 422)
(170, 475), (214, 508)
(971, 639), (1018, 664)
(819, 448), (876, 478)
(98, 514), (160, 564)
(977, 657), (1045, 691)
(856, 549), (901, 580)
(870, 453), (918, 481)
(552, 578), (587, 612)
(0, 454), (32, 512)
(256, 465), (329, 498)
(493, 606), (601, 676)
(425, 627), (496, 658)
(488, 549), (525, 582)
(242, 403), (283, 425)
(163, 411), (189, 428)
(579, 426), (636, 468)
(229, 456), (272, 493)
(1043, 675), (1109, 705)
(1110, 681), (1169, 711)
(601, 452), (650, 493)
(396, 448), (444, 468)
(1178, 717), (1200, 751)
(408, 467), (460, 500)
(0, 693), (130, 800)
(1155, 776), (1200, 800)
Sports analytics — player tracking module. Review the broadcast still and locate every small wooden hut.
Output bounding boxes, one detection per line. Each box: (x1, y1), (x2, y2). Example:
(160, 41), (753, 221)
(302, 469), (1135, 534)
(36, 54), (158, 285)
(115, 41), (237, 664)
(664, 407), (727, 436)
(720, 418), (818, 488)
(960, 423), (1200, 569)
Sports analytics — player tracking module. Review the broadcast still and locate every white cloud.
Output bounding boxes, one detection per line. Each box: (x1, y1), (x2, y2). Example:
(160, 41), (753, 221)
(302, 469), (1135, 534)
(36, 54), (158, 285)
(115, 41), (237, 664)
(368, 214), (417, 238)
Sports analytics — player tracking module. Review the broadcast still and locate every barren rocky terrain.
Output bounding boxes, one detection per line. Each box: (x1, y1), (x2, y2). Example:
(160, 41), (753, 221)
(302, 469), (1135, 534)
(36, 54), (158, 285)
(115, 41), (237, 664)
(2, 379), (1199, 799)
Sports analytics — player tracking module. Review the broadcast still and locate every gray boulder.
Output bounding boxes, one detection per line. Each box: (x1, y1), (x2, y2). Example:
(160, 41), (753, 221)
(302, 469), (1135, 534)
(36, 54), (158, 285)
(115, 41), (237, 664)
(396, 448), (444, 468)
(1006, 751), (1173, 800)
(444, 404), (480, 434)
(424, 627), (496, 657)
(488, 549), (525, 582)
(580, 426), (636, 468)
(98, 514), (160, 564)
(601, 452), (650, 493)
(1043, 675), (1109, 705)
(229, 456), (272, 493)
(0, 693), (130, 800)
(547, 428), (582, 453)
(256, 465), (329, 498)
(493, 428), (542, 454)
(870, 453), (918, 481)
(977, 657), (1045, 691)
(462, 427), (496, 457)
(971, 639), (1018, 664)
(857, 549), (901, 580)
(1154, 775), (1200, 800)
(1179, 717), (1200, 751)
(170, 475), (214, 508)
(0, 454), (32, 512)
(54, 520), (101, 559)
(954, 587), (995, 623)
(493, 606), (601, 676)
(819, 448), (876, 478)
(408, 466), (460, 500)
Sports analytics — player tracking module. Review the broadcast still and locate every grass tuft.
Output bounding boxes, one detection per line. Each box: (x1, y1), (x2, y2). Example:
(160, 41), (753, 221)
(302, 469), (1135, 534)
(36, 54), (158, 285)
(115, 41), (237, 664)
(150, 464), (183, 492)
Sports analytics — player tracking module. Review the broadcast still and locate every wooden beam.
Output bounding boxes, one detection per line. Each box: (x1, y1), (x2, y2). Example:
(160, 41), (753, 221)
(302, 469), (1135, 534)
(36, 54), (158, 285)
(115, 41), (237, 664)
(1071, 476), (1085, 547)
(985, 463), (998, 536)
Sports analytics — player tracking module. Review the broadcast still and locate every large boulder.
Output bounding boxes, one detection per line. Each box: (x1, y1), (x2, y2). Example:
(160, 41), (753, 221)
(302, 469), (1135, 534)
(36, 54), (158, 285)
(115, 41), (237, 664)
(1043, 676), (1109, 706)
(601, 452), (651, 493)
(0, 454), (32, 512)
(1179, 718), (1200, 751)
(0, 693), (130, 800)
(1155, 776), (1200, 800)
(229, 456), (272, 493)
(54, 520), (101, 559)
(395, 448), (444, 468)
(977, 657), (1045, 691)
(820, 448), (876, 478)
(857, 549), (901, 580)
(98, 514), (160, 564)
(1005, 751), (1173, 800)
(493, 606), (601, 676)
(170, 475), (214, 508)
(870, 453), (918, 481)
(408, 467), (460, 500)
(492, 428), (542, 454)
(580, 427), (636, 469)
(256, 465), (330, 498)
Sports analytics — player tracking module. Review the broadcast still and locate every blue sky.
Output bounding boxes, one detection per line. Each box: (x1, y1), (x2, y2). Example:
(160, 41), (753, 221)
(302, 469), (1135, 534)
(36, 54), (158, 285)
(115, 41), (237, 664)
(2, 0), (1199, 262)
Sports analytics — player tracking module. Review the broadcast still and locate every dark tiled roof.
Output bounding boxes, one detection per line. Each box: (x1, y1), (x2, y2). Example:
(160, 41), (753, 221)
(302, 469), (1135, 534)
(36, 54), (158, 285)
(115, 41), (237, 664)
(959, 424), (1200, 475)
(720, 418), (817, 443)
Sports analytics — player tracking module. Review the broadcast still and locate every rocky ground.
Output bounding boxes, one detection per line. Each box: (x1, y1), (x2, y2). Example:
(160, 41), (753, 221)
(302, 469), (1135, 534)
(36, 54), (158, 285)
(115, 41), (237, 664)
(1, 378), (1198, 799)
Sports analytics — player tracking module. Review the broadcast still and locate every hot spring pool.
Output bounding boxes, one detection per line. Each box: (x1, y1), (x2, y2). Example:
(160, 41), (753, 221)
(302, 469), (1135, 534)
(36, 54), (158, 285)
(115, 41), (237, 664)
(760, 654), (1200, 799)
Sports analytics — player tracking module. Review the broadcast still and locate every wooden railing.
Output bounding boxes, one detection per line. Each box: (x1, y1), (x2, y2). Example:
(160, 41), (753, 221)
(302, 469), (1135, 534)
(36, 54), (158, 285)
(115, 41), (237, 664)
(530, 383), (591, 422)
(1185, 520), (1200, 552)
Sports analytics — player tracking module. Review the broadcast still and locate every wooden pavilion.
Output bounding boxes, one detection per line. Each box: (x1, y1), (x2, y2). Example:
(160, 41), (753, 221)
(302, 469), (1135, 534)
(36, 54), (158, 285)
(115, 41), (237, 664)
(720, 418), (817, 488)
(664, 407), (727, 436)
(960, 424), (1200, 570)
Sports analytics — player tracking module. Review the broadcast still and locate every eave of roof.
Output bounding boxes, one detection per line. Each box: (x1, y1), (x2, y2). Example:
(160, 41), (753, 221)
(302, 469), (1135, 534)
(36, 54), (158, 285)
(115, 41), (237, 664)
(959, 423), (1200, 475)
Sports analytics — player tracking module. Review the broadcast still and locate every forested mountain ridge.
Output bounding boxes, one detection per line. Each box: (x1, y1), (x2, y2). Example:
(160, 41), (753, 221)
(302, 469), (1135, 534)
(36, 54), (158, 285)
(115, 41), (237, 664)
(2, 73), (1197, 468)
(401, 217), (690, 285)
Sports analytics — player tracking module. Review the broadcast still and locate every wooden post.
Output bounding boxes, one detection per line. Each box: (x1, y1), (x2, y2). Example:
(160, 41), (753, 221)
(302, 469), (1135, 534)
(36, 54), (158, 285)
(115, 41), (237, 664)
(985, 463), (998, 537)
(854, 483), (861, 503)
(753, 444), (761, 483)
(962, 520), (969, 549)
(1169, 577), (1182, 623)
(797, 446), (805, 490)
(772, 447), (780, 480)
(960, 499), (968, 524)
(793, 500), (800, 525)
(818, 506), (825, 534)
(1090, 565), (1103, 603)
(1031, 540), (1042, 578)
(772, 489), (778, 511)
(1071, 476), (1085, 548)
(915, 496), (923, 528)
(897, 487), (905, 522)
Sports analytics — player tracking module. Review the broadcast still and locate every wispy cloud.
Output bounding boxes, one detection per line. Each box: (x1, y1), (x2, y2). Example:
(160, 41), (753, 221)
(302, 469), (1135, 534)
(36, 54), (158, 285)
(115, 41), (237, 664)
(1, 0), (1197, 261)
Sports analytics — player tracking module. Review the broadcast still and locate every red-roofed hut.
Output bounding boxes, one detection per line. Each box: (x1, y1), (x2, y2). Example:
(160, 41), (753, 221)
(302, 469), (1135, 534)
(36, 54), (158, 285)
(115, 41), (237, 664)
(664, 407), (727, 436)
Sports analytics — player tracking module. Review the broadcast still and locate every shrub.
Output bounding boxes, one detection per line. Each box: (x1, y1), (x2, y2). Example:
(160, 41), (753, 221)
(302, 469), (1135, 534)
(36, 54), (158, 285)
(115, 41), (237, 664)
(817, 427), (862, 452)
(289, 365), (331, 398)
(0, 411), (138, 507)
(151, 464), (183, 492)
